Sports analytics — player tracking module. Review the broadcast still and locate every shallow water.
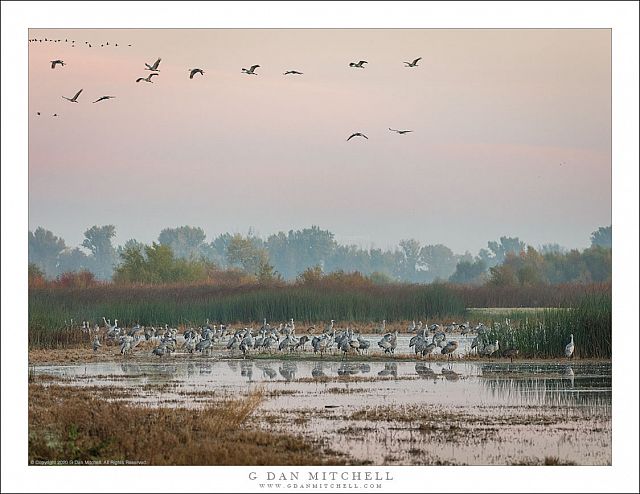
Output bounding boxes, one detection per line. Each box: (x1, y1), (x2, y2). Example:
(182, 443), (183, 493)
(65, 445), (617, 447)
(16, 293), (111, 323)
(32, 359), (611, 465)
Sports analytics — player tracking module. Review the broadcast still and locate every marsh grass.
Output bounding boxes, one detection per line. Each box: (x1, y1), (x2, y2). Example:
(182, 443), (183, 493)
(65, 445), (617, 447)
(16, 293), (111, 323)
(29, 282), (610, 355)
(477, 293), (611, 358)
(29, 283), (466, 347)
(28, 384), (342, 465)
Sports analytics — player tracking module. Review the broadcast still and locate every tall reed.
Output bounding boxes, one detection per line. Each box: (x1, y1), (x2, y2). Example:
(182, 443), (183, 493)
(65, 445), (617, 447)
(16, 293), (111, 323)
(477, 293), (611, 358)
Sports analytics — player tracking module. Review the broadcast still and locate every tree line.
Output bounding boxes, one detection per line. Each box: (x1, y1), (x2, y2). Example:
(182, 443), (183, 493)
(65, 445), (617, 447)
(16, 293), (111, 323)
(28, 224), (611, 286)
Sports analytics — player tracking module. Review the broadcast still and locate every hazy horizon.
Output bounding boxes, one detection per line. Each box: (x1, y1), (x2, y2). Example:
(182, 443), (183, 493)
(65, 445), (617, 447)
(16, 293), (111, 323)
(28, 29), (611, 254)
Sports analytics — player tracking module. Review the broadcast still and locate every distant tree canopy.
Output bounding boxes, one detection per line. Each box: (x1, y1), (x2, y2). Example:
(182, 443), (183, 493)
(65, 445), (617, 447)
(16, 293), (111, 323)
(28, 224), (612, 286)
(590, 225), (612, 249)
(158, 226), (207, 259)
(488, 245), (611, 286)
(28, 227), (66, 278)
(114, 242), (216, 284)
(449, 259), (487, 285)
(82, 225), (117, 280)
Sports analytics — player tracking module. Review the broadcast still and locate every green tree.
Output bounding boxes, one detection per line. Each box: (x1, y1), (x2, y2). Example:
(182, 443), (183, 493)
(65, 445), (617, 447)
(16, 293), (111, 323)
(158, 226), (207, 259)
(489, 260), (519, 286)
(57, 247), (92, 274)
(296, 265), (324, 284)
(516, 246), (546, 285)
(539, 243), (566, 255)
(449, 259), (487, 284)
(28, 263), (46, 286)
(420, 244), (457, 282)
(486, 236), (526, 266)
(82, 225), (117, 280)
(581, 246), (612, 282)
(397, 239), (423, 281)
(368, 271), (394, 285)
(114, 242), (148, 283)
(590, 225), (612, 249)
(28, 227), (67, 278)
(227, 234), (276, 280)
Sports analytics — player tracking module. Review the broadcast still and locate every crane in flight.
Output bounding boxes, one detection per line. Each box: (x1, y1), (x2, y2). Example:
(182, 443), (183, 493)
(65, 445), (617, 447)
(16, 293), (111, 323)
(93, 96), (116, 103)
(349, 60), (368, 68)
(145, 58), (162, 71)
(242, 64), (260, 75)
(404, 57), (422, 67)
(283, 70), (303, 75)
(389, 128), (413, 134)
(50, 59), (65, 69)
(347, 132), (368, 141)
(189, 68), (204, 79)
(62, 89), (83, 103)
(136, 73), (158, 83)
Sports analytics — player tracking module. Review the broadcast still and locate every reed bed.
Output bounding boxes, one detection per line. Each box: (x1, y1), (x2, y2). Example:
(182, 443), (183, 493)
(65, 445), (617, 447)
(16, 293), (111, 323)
(29, 282), (610, 353)
(29, 283), (466, 345)
(476, 293), (611, 358)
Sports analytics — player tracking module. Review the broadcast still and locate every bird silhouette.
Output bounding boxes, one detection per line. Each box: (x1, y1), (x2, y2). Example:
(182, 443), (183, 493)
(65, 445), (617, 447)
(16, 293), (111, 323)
(136, 73), (158, 83)
(62, 89), (83, 102)
(93, 96), (116, 103)
(403, 57), (422, 67)
(50, 60), (65, 69)
(349, 60), (368, 68)
(389, 128), (413, 134)
(242, 64), (260, 75)
(347, 132), (368, 141)
(145, 58), (161, 71)
(189, 68), (204, 79)
(283, 70), (303, 75)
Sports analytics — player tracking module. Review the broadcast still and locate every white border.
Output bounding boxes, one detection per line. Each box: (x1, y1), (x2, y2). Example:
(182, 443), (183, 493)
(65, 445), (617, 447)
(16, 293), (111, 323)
(2, 2), (638, 493)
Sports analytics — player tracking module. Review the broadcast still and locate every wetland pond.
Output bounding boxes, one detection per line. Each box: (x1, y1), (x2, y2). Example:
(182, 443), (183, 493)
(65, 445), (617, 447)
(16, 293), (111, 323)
(33, 358), (611, 465)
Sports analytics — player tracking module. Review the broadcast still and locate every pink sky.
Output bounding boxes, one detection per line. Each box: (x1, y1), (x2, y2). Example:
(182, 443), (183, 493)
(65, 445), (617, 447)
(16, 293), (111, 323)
(28, 29), (611, 252)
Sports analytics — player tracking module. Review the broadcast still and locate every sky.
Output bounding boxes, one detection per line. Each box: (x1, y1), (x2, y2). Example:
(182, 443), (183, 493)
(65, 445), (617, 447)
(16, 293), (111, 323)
(28, 28), (611, 254)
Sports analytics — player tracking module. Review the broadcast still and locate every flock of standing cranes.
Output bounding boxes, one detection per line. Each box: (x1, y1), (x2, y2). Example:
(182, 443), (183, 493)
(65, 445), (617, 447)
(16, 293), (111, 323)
(33, 38), (420, 138)
(80, 317), (576, 361)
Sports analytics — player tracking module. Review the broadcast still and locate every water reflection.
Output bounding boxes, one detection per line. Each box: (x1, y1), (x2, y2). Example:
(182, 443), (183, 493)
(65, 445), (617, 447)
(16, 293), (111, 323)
(377, 362), (398, 378)
(338, 362), (361, 376)
(33, 360), (611, 411)
(240, 361), (254, 381)
(479, 363), (610, 410)
(199, 362), (214, 375)
(441, 368), (459, 381)
(279, 362), (297, 381)
(359, 363), (371, 374)
(414, 362), (436, 379)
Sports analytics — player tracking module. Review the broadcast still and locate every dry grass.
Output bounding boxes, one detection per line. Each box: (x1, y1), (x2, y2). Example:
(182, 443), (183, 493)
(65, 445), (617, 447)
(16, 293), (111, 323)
(28, 384), (344, 465)
(511, 456), (577, 466)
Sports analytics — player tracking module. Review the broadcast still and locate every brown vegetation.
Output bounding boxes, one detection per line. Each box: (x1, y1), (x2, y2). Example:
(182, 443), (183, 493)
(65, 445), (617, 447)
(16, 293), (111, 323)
(28, 384), (343, 465)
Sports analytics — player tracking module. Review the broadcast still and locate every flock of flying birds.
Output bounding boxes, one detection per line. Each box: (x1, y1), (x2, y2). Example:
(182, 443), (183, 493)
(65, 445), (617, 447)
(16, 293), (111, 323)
(32, 36), (421, 139)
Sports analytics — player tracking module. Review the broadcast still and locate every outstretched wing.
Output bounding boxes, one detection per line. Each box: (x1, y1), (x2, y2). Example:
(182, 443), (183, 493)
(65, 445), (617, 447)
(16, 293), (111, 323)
(359, 60), (368, 65)
(250, 64), (260, 71)
(413, 57), (422, 65)
(73, 89), (83, 100)
(51, 61), (56, 69)
(148, 72), (158, 79)
(152, 58), (161, 69)
(347, 134), (356, 141)
(136, 77), (144, 82)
